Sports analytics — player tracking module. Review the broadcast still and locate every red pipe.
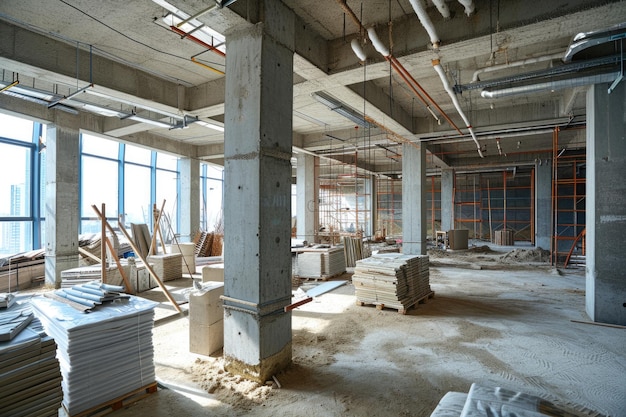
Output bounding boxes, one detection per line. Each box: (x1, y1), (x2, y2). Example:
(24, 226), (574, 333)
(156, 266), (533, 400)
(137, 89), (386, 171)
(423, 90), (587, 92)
(170, 26), (226, 58)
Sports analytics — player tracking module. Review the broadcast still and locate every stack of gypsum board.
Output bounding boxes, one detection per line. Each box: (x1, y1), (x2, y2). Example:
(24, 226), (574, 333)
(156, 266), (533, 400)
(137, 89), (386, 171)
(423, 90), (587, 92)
(0, 301), (62, 417)
(352, 254), (430, 310)
(30, 295), (158, 416)
(51, 281), (129, 312)
(296, 246), (346, 279)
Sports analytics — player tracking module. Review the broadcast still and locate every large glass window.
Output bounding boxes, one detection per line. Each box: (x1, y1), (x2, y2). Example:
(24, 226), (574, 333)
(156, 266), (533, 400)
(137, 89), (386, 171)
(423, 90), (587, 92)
(0, 114), (36, 257)
(200, 164), (223, 232)
(124, 164), (152, 225)
(0, 114), (34, 142)
(81, 155), (119, 232)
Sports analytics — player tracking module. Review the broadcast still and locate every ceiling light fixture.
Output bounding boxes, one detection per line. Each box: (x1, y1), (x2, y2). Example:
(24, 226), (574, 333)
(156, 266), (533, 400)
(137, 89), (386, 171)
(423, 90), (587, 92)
(311, 91), (372, 128)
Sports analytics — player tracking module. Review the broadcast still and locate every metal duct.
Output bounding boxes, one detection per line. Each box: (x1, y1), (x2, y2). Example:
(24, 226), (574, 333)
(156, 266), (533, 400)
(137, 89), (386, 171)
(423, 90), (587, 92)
(481, 71), (619, 99)
(407, 0), (440, 48)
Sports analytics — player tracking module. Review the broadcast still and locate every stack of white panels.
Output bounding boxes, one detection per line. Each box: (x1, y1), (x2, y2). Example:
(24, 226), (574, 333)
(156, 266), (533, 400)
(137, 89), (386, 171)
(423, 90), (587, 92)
(31, 295), (158, 416)
(0, 302), (62, 417)
(297, 247), (346, 279)
(353, 254), (431, 310)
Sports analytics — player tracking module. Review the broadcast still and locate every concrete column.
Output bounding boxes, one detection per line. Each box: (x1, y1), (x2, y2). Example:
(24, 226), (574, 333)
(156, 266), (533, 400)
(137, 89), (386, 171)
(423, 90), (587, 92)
(586, 82), (626, 326)
(440, 168), (454, 232)
(296, 153), (318, 244)
(45, 124), (79, 287)
(402, 143), (427, 255)
(223, 2), (295, 383)
(535, 160), (552, 250)
(179, 158), (200, 243)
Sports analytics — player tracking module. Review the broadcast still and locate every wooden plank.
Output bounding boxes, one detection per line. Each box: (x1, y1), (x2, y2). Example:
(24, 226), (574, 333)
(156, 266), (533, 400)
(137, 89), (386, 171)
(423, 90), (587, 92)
(64, 382), (157, 417)
(117, 215), (183, 314)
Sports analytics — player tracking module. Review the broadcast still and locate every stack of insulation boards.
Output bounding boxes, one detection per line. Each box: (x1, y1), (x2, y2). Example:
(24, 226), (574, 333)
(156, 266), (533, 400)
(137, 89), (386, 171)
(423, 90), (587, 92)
(352, 253), (431, 312)
(296, 246), (346, 279)
(31, 295), (158, 416)
(0, 301), (62, 417)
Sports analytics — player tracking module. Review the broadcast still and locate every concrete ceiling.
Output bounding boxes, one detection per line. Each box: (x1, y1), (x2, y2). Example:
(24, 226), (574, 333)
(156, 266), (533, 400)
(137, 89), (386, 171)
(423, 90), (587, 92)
(0, 0), (624, 178)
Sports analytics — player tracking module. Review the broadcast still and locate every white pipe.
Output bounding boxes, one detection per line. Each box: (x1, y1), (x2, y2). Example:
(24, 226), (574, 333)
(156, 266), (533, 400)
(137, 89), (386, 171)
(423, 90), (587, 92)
(407, 0), (440, 48)
(350, 38), (367, 62)
(472, 53), (563, 82)
(432, 60), (484, 158)
(366, 27), (389, 57)
(431, 0), (451, 19)
(457, 0), (475, 17)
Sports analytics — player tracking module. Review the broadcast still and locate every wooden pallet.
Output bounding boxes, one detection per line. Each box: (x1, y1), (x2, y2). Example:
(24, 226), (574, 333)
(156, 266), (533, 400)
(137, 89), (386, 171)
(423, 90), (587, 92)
(64, 382), (158, 417)
(356, 291), (435, 315)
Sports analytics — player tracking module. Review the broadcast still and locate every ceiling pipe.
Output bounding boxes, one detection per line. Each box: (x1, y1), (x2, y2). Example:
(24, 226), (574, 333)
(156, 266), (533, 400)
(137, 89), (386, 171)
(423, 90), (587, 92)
(368, 27), (457, 129)
(0, 80), (19, 93)
(481, 71), (619, 99)
(433, 59), (484, 158)
(431, 0), (451, 19)
(457, 0), (475, 17)
(407, 0), (440, 48)
(170, 26), (226, 58)
(472, 53), (563, 82)
(350, 39), (367, 62)
(191, 56), (225, 75)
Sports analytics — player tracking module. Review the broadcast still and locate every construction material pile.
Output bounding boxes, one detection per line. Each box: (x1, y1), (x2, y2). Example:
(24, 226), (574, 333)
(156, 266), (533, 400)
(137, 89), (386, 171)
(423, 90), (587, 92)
(1, 301), (62, 417)
(193, 231), (224, 257)
(46, 281), (129, 312)
(31, 295), (158, 416)
(353, 253), (431, 311)
(296, 246), (346, 279)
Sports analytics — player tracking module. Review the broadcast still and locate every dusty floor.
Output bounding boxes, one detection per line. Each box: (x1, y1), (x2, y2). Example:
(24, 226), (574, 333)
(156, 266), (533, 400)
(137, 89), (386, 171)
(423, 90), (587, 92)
(105, 246), (626, 417)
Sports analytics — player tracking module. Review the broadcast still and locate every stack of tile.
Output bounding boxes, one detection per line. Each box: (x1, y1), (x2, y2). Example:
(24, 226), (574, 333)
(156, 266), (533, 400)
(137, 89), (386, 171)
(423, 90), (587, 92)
(31, 295), (158, 416)
(0, 301), (62, 417)
(296, 247), (346, 279)
(146, 253), (182, 281)
(353, 253), (431, 311)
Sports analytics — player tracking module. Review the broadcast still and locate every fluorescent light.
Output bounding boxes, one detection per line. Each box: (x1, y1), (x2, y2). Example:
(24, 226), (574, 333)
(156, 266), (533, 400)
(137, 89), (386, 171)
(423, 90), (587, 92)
(124, 114), (172, 128)
(311, 91), (372, 128)
(195, 119), (224, 132)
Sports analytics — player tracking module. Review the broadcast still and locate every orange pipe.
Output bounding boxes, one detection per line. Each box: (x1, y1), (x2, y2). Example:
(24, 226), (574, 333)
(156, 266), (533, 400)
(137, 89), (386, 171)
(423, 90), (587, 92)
(170, 26), (226, 58)
(391, 56), (462, 135)
(191, 57), (225, 75)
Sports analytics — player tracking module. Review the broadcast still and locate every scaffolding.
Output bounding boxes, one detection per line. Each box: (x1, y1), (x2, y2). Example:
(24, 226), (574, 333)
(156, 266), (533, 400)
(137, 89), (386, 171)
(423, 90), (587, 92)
(551, 127), (586, 266)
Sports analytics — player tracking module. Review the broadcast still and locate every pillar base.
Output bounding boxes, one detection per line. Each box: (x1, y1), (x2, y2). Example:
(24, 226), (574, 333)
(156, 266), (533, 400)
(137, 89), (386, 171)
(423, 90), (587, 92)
(224, 341), (292, 384)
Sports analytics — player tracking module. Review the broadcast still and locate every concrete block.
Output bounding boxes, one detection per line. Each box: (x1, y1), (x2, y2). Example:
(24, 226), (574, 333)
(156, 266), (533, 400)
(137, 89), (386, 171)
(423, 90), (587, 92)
(201, 264), (224, 282)
(189, 319), (223, 356)
(448, 229), (469, 250)
(189, 282), (224, 326)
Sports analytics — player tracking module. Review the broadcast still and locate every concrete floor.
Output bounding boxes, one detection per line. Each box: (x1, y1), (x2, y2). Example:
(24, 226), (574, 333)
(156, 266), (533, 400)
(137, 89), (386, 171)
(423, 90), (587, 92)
(109, 257), (625, 417)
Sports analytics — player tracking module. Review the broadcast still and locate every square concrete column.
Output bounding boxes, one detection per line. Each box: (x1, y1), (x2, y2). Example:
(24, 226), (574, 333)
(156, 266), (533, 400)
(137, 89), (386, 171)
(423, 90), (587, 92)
(45, 124), (80, 287)
(402, 143), (427, 255)
(586, 82), (626, 326)
(223, 2), (295, 383)
(535, 160), (552, 250)
(296, 153), (318, 243)
(440, 168), (454, 232)
(179, 158), (200, 243)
